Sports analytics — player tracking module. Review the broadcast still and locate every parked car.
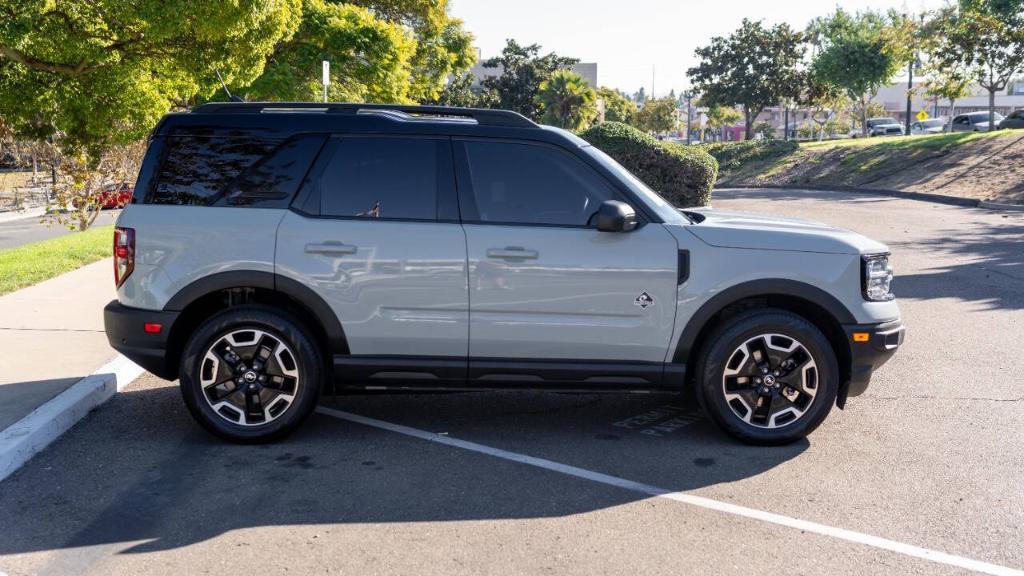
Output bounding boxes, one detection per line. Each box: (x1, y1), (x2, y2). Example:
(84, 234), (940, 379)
(910, 118), (946, 135)
(866, 118), (904, 137)
(98, 181), (133, 209)
(999, 109), (1024, 130)
(950, 111), (1004, 132)
(104, 102), (904, 446)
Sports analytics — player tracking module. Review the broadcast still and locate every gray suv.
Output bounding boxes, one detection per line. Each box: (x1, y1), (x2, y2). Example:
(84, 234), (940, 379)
(104, 102), (904, 445)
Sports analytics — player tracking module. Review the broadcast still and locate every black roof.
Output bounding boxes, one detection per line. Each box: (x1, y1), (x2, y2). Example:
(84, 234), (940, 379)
(152, 102), (575, 144)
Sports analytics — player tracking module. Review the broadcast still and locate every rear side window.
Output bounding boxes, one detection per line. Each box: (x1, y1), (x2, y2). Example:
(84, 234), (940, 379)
(460, 141), (616, 227)
(215, 135), (327, 207)
(152, 136), (277, 205)
(318, 137), (439, 220)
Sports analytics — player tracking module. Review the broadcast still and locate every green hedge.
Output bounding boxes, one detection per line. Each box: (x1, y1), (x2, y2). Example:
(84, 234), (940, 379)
(579, 122), (717, 207)
(700, 139), (798, 173)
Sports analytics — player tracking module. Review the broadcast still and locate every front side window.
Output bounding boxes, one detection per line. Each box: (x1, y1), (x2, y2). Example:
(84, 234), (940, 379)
(319, 137), (439, 220)
(461, 141), (616, 226)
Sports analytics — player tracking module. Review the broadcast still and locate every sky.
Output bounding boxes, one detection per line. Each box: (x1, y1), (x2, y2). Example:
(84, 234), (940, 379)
(449, 0), (947, 97)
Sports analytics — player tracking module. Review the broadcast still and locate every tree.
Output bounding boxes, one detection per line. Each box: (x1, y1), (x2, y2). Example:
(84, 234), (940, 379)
(536, 70), (598, 130)
(0, 0), (302, 152)
(704, 105), (741, 141)
(688, 19), (806, 140)
(634, 97), (679, 134)
(809, 9), (910, 135)
(801, 79), (851, 141)
(481, 40), (579, 120)
(596, 87), (637, 124)
(343, 0), (477, 102)
(426, 73), (496, 108)
(930, 3), (1024, 130)
(634, 87), (647, 105)
(922, 61), (974, 130)
(239, 0), (417, 104)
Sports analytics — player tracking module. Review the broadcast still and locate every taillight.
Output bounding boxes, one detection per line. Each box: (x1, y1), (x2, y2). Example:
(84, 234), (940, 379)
(114, 227), (135, 288)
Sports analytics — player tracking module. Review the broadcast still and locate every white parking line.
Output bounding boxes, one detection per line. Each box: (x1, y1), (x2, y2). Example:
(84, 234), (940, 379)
(317, 406), (1023, 576)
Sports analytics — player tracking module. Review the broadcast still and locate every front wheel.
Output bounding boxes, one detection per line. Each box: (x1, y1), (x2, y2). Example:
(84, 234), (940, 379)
(697, 309), (838, 445)
(180, 306), (324, 443)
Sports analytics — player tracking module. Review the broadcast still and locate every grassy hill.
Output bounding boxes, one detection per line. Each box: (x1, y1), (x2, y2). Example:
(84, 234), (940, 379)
(708, 131), (1024, 205)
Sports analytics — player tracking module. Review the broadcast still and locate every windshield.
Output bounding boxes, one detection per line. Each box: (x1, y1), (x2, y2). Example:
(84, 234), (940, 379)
(868, 118), (898, 126)
(920, 119), (944, 128)
(580, 146), (690, 225)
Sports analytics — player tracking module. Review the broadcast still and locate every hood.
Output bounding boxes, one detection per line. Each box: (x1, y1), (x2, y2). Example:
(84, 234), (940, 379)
(681, 208), (889, 255)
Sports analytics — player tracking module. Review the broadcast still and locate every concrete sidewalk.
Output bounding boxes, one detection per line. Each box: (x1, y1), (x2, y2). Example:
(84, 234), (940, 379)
(0, 259), (118, 430)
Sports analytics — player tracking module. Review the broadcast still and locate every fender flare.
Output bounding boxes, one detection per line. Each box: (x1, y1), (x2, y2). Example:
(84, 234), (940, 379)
(671, 278), (856, 364)
(164, 270), (348, 354)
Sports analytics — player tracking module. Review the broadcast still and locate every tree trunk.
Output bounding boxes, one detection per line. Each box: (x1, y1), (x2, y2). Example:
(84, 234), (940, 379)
(31, 155), (38, 187)
(860, 95), (868, 136)
(744, 109), (753, 140)
(988, 89), (996, 132)
(948, 99), (955, 131)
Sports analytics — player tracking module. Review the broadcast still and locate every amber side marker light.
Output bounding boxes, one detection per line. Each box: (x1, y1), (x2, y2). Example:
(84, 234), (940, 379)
(852, 332), (870, 343)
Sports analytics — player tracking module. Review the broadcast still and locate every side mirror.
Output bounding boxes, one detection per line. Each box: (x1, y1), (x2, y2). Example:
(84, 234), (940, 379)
(595, 200), (637, 233)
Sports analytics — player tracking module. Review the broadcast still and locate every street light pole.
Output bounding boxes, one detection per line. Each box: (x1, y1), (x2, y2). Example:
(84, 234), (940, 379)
(685, 90), (693, 144)
(905, 59), (914, 136)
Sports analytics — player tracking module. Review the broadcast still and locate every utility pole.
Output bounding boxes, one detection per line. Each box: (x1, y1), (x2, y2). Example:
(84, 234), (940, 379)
(651, 65), (655, 100)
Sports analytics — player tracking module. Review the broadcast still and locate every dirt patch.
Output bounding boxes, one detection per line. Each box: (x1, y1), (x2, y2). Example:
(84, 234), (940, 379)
(719, 132), (1024, 205)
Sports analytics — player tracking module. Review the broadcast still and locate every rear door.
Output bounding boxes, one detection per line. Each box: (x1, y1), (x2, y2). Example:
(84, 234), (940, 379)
(454, 139), (679, 386)
(276, 135), (468, 385)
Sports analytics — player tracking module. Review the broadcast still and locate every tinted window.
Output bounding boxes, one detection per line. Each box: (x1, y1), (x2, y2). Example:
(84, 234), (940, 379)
(320, 137), (438, 220)
(152, 135), (277, 205)
(462, 141), (616, 226)
(216, 135), (327, 207)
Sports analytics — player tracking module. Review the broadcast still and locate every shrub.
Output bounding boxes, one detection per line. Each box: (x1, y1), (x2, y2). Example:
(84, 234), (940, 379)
(579, 122), (717, 207)
(702, 139), (798, 173)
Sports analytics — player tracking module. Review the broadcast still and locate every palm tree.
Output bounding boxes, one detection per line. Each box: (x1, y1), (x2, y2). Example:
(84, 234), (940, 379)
(536, 70), (598, 131)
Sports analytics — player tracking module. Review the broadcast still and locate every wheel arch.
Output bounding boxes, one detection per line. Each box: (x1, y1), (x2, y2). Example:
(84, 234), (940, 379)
(673, 279), (855, 406)
(162, 271), (347, 381)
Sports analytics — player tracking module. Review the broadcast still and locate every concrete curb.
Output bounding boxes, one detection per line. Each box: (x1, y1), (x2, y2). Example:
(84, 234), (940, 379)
(0, 355), (144, 483)
(717, 185), (1024, 211)
(0, 206), (46, 224)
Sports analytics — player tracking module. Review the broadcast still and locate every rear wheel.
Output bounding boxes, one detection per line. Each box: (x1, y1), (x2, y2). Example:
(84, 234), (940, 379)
(697, 309), (838, 445)
(180, 306), (323, 443)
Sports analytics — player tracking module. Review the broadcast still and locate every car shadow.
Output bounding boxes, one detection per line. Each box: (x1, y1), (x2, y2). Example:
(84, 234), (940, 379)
(0, 382), (807, 557)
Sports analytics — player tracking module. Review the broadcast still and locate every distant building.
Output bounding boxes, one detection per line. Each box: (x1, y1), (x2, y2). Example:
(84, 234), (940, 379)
(468, 49), (599, 89)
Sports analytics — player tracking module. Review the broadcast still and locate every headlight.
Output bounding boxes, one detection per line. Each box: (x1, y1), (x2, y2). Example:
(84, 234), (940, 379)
(862, 254), (894, 301)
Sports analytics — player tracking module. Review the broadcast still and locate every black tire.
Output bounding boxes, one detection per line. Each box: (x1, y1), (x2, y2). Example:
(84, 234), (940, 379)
(696, 308), (838, 446)
(179, 306), (324, 443)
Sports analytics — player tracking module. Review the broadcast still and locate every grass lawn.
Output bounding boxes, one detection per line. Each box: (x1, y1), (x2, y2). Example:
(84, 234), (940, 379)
(0, 225), (112, 296)
(798, 130), (1010, 152)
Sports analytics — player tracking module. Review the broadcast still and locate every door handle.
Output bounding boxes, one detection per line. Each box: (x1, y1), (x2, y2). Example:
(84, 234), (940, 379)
(305, 242), (357, 255)
(487, 247), (538, 260)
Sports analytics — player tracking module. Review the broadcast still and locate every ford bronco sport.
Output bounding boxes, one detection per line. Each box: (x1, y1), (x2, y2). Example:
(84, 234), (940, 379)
(104, 102), (905, 445)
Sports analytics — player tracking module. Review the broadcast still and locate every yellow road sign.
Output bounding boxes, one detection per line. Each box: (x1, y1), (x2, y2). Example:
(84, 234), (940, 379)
(916, 110), (929, 121)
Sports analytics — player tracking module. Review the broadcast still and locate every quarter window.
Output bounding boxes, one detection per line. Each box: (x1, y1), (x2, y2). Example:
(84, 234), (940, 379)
(461, 141), (616, 226)
(319, 137), (439, 220)
(152, 135), (277, 205)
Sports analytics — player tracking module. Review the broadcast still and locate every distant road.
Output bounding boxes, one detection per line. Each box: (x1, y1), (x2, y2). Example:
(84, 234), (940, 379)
(0, 210), (120, 250)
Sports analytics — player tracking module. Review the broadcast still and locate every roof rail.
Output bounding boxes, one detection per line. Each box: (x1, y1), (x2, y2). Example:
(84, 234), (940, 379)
(190, 102), (537, 129)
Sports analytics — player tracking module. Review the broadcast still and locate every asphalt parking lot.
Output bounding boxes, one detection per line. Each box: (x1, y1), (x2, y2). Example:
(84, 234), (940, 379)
(1, 188), (1022, 576)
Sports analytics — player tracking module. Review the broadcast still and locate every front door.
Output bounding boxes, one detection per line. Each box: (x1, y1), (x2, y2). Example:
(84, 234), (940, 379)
(276, 135), (468, 385)
(454, 139), (679, 385)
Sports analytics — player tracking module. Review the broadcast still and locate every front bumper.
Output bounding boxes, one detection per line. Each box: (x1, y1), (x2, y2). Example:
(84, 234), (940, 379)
(839, 319), (905, 405)
(104, 300), (180, 380)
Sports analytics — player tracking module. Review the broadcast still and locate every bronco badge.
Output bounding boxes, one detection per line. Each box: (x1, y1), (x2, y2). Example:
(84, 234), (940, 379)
(634, 292), (654, 309)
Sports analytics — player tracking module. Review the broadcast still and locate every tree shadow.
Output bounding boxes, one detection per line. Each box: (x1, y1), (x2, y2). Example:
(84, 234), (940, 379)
(892, 220), (1024, 310)
(0, 383), (807, 556)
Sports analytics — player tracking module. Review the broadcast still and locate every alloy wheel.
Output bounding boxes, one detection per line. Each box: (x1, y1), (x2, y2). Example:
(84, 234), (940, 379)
(199, 328), (301, 426)
(721, 333), (819, 429)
